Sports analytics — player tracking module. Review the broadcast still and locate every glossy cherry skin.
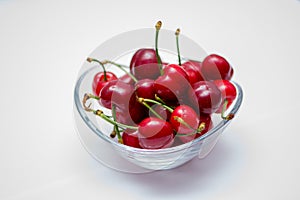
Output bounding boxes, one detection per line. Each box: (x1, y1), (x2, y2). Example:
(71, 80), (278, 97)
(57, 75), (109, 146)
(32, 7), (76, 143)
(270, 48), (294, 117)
(154, 74), (179, 102)
(119, 73), (135, 85)
(99, 80), (135, 110)
(130, 48), (161, 80)
(154, 64), (190, 102)
(135, 79), (156, 100)
(213, 80), (237, 113)
(170, 105), (200, 134)
(138, 117), (174, 149)
(181, 87), (201, 113)
(186, 60), (203, 72)
(163, 64), (189, 81)
(181, 61), (203, 84)
(115, 100), (147, 125)
(179, 114), (213, 143)
(201, 54), (233, 80)
(190, 81), (222, 115)
(122, 129), (141, 148)
(92, 72), (118, 96)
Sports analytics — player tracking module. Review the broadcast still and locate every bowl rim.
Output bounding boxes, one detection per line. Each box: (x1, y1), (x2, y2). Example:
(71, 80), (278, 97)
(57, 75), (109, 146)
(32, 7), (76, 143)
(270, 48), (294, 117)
(73, 65), (243, 154)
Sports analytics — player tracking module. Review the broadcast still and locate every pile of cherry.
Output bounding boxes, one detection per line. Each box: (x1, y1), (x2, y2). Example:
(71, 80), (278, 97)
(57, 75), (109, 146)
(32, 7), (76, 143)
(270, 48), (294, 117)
(83, 21), (237, 149)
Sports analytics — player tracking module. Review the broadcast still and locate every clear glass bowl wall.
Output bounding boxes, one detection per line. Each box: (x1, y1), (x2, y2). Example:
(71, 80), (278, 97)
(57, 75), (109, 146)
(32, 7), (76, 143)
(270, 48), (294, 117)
(73, 28), (243, 172)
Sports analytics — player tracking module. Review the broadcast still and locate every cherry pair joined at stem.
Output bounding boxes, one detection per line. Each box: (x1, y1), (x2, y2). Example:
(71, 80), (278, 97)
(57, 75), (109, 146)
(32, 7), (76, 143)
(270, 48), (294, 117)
(88, 58), (118, 96)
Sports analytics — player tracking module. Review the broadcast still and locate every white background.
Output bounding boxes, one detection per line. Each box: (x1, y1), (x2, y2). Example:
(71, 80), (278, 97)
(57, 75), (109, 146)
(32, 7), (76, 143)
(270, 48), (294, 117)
(1, 0), (300, 199)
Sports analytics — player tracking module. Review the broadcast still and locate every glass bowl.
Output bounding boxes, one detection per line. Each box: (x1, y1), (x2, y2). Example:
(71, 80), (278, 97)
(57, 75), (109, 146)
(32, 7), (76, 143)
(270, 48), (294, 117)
(73, 28), (243, 173)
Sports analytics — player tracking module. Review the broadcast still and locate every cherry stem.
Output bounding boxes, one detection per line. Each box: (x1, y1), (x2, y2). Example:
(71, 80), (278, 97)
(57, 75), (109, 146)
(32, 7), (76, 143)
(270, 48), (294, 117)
(95, 110), (138, 130)
(175, 28), (182, 66)
(137, 97), (163, 120)
(82, 93), (138, 131)
(221, 99), (235, 120)
(110, 130), (116, 138)
(175, 122), (206, 137)
(112, 104), (123, 143)
(102, 60), (138, 83)
(82, 93), (100, 112)
(173, 116), (196, 131)
(141, 98), (174, 113)
(88, 93), (100, 100)
(155, 21), (163, 75)
(154, 94), (166, 105)
(87, 57), (107, 81)
(141, 98), (203, 134)
(198, 122), (206, 131)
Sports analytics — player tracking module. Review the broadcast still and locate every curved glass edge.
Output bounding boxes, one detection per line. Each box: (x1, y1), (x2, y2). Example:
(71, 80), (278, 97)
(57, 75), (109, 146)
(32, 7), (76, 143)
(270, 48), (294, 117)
(73, 65), (113, 145)
(73, 65), (243, 155)
(73, 101), (154, 173)
(195, 81), (244, 141)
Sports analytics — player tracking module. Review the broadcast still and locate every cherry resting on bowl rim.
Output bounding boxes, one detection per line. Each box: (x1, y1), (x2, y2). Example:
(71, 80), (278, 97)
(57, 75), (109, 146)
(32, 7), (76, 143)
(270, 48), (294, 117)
(201, 54), (234, 81)
(213, 79), (237, 113)
(190, 81), (222, 115)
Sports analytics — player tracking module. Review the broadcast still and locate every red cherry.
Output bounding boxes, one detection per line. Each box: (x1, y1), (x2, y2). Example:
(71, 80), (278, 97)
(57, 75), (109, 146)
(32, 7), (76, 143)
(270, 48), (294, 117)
(88, 57), (118, 96)
(187, 60), (203, 72)
(138, 117), (174, 149)
(213, 80), (237, 113)
(98, 80), (116, 109)
(135, 79), (156, 100)
(179, 114), (213, 143)
(115, 100), (147, 126)
(163, 64), (189, 81)
(181, 87), (201, 113)
(154, 74), (179, 102)
(190, 81), (222, 114)
(99, 80), (135, 110)
(170, 105), (200, 134)
(92, 72), (118, 96)
(181, 61), (203, 84)
(130, 48), (161, 80)
(122, 129), (141, 148)
(154, 75), (180, 101)
(154, 64), (190, 102)
(119, 73), (135, 85)
(201, 54), (233, 80)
